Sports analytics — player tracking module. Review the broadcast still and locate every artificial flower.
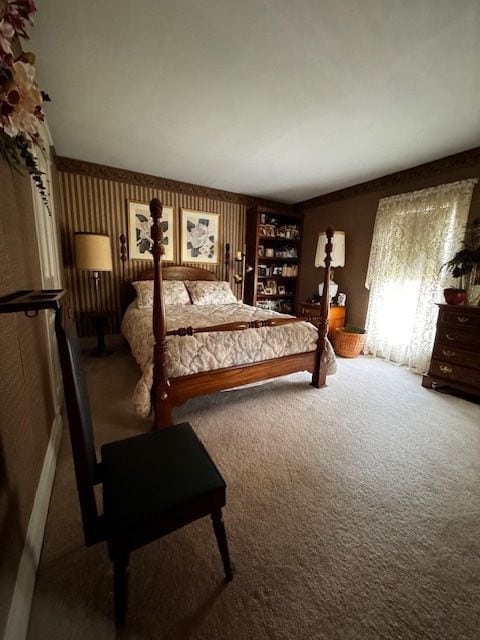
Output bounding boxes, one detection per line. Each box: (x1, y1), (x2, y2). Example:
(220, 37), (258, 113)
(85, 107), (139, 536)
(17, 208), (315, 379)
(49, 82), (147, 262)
(0, 18), (14, 64)
(0, 0), (50, 212)
(2, 60), (42, 136)
(4, 0), (36, 37)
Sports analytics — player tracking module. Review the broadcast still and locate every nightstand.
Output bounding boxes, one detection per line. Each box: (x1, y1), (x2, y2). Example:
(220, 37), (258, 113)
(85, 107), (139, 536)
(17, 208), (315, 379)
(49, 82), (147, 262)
(300, 302), (346, 339)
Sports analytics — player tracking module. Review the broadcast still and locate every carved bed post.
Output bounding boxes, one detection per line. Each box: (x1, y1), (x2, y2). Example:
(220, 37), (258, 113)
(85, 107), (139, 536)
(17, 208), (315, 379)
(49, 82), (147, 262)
(225, 243), (230, 283)
(312, 226), (333, 388)
(119, 234), (128, 312)
(150, 198), (174, 428)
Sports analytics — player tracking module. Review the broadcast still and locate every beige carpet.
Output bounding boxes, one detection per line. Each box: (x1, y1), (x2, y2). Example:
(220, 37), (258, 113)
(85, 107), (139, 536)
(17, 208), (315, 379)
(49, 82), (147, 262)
(27, 350), (480, 640)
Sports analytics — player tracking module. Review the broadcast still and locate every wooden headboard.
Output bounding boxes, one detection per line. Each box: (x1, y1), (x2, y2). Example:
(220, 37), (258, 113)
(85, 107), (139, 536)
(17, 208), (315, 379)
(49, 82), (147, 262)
(123, 264), (218, 308)
(119, 232), (228, 309)
(136, 265), (218, 282)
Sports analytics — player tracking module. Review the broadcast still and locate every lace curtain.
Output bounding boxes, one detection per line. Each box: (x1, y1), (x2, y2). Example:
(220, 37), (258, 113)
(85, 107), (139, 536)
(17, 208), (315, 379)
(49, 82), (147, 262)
(365, 178), (477, 373)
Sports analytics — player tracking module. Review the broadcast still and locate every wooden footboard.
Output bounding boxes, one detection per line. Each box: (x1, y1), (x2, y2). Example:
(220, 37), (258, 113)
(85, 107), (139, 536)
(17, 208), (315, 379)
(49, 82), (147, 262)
(149, 198), (333, 428)
(153, 352), (318, 427)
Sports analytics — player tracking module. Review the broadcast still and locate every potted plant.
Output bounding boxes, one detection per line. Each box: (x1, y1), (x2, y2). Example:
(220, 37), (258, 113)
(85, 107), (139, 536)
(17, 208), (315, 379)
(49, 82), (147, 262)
(443, 218), (480, 305)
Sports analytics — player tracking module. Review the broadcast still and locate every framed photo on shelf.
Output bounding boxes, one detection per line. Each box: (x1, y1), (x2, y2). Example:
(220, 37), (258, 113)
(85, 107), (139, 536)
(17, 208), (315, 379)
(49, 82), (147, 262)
(266, 279), (277, 294)
(127, 200), (175, 261)
(264, 224), (276, 238)
(180, 209), (220, 264)
(278, 285), (286, 295)
(271, 300), (281, 311)
(257, 282), (265, 294)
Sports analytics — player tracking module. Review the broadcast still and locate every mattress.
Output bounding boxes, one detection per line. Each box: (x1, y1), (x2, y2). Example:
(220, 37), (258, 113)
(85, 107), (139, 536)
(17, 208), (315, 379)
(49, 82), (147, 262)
(121, 301), (337, 417)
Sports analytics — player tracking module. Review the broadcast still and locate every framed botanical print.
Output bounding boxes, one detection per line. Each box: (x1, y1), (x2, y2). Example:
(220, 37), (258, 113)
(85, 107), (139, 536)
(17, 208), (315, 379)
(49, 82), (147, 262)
(180, 209), (220, 264)
(127, 200), (175, 261)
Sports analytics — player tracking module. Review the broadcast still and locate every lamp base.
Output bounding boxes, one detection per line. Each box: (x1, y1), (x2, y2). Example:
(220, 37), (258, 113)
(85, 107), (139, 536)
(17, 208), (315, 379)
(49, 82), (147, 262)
(318, 280), (339, 301)
(90, 313), (112, 358)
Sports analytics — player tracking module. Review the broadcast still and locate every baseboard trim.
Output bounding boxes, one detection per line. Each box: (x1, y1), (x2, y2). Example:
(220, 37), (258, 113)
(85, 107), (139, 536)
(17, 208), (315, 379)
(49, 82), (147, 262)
(3, 413), (64, 640)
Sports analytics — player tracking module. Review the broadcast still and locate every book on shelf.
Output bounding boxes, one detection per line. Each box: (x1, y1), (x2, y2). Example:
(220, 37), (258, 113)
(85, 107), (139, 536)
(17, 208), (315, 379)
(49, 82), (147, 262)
(257, 264), (298, 277)
(256, 299), (293, 313)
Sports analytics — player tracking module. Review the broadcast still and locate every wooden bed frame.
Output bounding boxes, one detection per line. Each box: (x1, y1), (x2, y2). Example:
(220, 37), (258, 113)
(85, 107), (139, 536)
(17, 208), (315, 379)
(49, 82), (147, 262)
(124, 198), (333, 428)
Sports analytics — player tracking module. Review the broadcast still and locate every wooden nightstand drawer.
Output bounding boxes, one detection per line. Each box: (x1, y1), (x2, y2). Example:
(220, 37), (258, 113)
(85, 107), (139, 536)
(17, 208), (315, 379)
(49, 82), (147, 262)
(432, 343), (480, 370)
(300, 303), (346, 338)
(439, 308), (480, 330)
(429, 359), (480, 387)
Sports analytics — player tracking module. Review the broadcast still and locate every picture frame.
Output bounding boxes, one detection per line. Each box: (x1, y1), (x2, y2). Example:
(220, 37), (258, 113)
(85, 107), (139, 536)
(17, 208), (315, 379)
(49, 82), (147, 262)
(278, 285), (286, 295)
(180, 209), (221, 264)
(271, 300), (281, 311)
(127, 200), (175, 262)
(264, 224), (276, 238)
(266, 279), (277, 294)
(257, 282), (265, 294)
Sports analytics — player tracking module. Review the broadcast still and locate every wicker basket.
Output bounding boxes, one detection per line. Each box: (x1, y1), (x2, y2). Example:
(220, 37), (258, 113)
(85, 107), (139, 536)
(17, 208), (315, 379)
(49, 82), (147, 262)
(334, 328), (366, 358)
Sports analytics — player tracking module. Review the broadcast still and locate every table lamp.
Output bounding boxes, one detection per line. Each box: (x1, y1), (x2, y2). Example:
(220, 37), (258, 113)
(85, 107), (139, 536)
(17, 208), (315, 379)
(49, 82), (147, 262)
(74, 232), (113, 356)
(315, 230), (345, 302)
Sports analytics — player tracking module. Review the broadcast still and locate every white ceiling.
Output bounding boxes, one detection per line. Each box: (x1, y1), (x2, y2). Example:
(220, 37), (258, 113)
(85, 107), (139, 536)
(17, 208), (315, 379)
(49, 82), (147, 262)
(31, 0), (480, 203)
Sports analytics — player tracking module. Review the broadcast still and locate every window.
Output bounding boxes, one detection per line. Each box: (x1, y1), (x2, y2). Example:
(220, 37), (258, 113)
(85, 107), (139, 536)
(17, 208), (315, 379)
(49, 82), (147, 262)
(365, 179), (477, 373)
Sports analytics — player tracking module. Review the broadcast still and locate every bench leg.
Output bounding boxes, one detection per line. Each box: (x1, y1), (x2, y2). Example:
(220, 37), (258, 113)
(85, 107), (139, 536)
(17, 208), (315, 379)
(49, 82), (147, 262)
(113, 553), (129, 627)
(211, 510), (233, 582)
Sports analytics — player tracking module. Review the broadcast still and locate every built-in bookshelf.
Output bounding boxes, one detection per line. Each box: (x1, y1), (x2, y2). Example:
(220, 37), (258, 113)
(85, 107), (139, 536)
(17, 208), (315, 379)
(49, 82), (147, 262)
(244, 206), (303, 313)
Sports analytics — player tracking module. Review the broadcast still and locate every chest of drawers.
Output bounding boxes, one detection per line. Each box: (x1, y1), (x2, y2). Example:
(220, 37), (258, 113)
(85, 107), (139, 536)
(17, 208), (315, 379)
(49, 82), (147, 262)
(422, 305), (480, 397)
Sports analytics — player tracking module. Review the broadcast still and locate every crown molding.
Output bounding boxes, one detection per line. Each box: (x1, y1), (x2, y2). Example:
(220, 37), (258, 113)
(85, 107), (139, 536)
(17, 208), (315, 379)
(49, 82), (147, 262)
(55, 155), (293, 211)
(296, 146), (480, 209)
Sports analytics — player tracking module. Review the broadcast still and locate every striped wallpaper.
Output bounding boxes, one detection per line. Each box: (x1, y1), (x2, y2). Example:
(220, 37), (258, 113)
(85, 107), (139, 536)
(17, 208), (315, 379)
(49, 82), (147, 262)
(58, 170), (247, 336)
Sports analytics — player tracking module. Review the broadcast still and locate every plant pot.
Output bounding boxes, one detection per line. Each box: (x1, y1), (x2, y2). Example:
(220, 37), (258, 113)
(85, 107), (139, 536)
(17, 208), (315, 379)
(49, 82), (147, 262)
(443, 288), (467, 305)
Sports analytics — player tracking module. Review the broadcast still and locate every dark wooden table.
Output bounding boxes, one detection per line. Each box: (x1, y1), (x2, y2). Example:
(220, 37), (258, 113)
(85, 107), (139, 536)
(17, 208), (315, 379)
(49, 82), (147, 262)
(82, 311), (113, 357)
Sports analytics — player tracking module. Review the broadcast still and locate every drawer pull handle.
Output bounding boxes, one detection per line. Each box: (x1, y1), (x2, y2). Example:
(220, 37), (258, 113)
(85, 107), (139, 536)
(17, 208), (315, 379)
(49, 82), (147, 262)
(457, 316), (469, 323)
(445, 334), (457, 341)
(442, 349), (456, 358)
(440, 365), (453, 374)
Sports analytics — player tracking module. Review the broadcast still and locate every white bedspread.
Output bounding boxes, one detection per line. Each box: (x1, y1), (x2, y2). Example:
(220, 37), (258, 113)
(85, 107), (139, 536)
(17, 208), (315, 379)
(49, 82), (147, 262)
(121, 302), (337, 416)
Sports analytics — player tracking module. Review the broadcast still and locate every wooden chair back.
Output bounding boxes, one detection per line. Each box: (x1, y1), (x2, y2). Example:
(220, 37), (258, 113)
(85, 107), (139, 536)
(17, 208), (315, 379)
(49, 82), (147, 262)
(54, 303), (104, 546)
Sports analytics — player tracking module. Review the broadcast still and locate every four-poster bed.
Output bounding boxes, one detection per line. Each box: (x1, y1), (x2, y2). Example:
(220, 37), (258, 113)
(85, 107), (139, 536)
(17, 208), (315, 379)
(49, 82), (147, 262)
(121, 198), (335, 428)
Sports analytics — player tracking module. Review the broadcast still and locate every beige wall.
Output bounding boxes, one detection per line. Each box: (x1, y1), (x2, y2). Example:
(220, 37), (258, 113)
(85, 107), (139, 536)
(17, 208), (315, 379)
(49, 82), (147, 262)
(0, 159), (55, 634)
(300, 149), (480, 327)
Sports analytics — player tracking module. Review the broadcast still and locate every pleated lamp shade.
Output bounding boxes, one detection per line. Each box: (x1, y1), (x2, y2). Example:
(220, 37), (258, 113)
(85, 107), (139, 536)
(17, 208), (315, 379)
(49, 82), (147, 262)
(314, 231), (345, 268)
(75, 233), (113, 272)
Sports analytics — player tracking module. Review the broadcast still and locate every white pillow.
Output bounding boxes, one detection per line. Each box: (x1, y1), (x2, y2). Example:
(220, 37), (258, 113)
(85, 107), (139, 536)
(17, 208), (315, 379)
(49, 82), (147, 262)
(185, 280), (238, 305)
(132, 280), (191, 308)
